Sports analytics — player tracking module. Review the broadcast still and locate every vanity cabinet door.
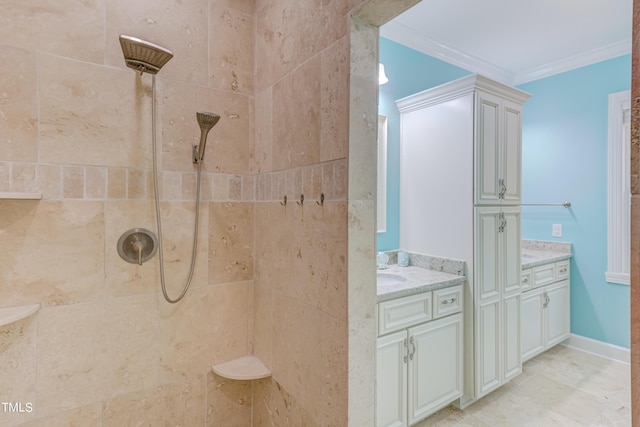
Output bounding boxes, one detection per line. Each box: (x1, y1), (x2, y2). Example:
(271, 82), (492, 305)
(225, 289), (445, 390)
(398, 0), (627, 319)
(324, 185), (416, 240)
(521, 287), (545, 362)
(407, 313), (463, 425)
(376, 330), (408, 427)
(546, 280), (570, 347)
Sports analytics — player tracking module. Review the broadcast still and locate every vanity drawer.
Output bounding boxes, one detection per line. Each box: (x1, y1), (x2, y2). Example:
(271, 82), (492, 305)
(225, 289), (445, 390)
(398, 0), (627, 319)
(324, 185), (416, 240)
(556, 260), (570, 280)
(532, 263), (556, 288)
(433, 285), (463, 319)
(521, 269), (533, 291)
(378, 292), (432, 336)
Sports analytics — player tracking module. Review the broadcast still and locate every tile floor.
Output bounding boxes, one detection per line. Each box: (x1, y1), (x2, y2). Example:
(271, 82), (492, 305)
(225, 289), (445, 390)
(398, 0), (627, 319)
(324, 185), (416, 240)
(415, 345), (631, 426)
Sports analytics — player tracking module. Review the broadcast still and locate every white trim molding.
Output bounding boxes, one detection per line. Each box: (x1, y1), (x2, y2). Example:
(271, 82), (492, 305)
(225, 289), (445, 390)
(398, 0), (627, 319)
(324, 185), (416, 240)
(380, 20), (515, 84)
(562, 334), (630, 365)
(606, 90), (631, 285)
(514, 40), (631, 85)
(381, 20), (631, 86)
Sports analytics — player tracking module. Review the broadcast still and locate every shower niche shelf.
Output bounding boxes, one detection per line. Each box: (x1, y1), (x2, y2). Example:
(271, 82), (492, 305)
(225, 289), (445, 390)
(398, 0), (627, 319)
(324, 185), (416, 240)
(0, 303), (40, 327)
(0, 192), (42, 200)
(211, 355), (271, 381)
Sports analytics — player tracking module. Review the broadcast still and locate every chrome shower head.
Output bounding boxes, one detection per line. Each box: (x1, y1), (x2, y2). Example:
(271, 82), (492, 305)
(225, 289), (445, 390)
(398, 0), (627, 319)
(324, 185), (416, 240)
(119, 34), (173, 75)
(195, 111), (220, 163)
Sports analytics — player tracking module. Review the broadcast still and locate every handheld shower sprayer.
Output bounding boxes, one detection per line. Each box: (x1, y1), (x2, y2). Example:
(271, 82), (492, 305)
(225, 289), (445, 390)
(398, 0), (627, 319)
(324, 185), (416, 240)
(194, 111), (221, 163)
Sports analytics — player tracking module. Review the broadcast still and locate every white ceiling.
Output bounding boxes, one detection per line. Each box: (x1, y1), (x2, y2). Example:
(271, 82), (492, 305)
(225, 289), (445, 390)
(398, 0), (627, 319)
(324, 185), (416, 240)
(381, 0), (632, 85)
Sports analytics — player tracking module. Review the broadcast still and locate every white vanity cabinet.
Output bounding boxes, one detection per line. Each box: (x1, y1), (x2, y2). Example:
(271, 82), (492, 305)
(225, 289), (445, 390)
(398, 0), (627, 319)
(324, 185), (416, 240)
(376, 286), (463, 427)
(396, 75), (529, 406)
(521, 260), (570, 362)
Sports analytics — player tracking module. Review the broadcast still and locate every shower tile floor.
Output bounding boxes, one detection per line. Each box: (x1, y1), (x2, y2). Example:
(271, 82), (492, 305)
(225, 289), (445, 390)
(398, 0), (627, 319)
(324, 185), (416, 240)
(415, 345), (630, 426)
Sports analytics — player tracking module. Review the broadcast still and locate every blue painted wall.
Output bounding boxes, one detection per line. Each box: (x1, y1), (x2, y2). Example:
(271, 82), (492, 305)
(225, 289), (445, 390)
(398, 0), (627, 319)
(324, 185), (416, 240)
(519, 55), (631, 348)
(378, 36), (631, 348)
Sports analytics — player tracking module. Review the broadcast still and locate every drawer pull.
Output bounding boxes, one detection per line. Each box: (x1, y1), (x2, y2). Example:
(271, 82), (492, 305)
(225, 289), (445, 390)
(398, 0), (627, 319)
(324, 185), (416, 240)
(558, 267), (567, 273)
(441, 297), (457, 305)
(522, 277), (528, 283)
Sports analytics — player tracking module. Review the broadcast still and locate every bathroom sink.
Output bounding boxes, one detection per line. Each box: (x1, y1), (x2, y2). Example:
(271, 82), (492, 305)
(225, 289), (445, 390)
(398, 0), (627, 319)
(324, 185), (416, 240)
(377, 273), (407, 287)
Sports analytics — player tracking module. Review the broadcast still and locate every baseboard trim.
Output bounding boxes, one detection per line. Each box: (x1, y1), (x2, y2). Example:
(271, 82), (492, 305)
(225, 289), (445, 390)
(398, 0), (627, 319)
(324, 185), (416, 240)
(562, 334), (630, 365)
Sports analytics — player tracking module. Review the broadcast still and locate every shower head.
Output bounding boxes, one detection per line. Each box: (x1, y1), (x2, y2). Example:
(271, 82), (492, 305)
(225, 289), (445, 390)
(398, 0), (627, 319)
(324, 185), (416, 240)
(119, 34), (173, 75)
(195, 111), (221, 163)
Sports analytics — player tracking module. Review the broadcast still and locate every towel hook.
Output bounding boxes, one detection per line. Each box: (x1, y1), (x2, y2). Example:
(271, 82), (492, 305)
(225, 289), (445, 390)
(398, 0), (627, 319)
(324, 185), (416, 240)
(280, 195), (287, 206)
(297, 194), (304, 206)
(316, 193), (325, 206)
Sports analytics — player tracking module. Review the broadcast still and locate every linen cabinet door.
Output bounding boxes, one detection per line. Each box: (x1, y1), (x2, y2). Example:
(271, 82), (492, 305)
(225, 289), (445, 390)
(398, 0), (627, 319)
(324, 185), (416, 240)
(474, 207), (502, 398)
(376, 330), (408, 427)
(476, 299), (501, 398)
(501, 207), (521, 295)
(475, 91), (502, 205)
(501, 99), (523, 204)
(503, 293), (521, 381)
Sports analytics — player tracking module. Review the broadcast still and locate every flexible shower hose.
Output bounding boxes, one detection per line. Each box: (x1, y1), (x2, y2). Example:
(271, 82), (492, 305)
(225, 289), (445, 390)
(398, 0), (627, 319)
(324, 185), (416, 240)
(151, 75), (201, 303)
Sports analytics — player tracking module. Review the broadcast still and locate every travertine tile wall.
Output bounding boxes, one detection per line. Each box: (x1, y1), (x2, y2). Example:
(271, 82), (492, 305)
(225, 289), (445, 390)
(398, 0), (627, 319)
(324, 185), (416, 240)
(251, 0), (357, 424)
(0, 1), (256, 426)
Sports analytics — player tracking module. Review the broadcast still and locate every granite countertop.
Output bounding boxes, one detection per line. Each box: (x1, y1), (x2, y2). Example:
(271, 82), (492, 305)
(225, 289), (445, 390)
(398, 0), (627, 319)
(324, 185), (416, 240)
(521, 240), (572, 269)
(521, 249), (571, 269)
(377, 264), (465, 302)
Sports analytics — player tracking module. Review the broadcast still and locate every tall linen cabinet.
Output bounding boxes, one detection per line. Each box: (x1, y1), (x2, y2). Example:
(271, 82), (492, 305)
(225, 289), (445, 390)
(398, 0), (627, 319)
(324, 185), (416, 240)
(396, 75), (530, 406)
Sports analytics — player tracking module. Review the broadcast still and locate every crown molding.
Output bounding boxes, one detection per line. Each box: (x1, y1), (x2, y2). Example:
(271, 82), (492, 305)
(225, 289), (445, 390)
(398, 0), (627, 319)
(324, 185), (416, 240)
(381, 20), (515, 84)
(513, 39), (631, 84)
(381, 20), (631, 86)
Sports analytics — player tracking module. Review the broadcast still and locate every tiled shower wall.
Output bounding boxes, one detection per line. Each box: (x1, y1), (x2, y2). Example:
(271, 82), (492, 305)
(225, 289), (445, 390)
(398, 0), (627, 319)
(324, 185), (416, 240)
(250, 0), (356, 424)
(0, 1), (257, 425)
